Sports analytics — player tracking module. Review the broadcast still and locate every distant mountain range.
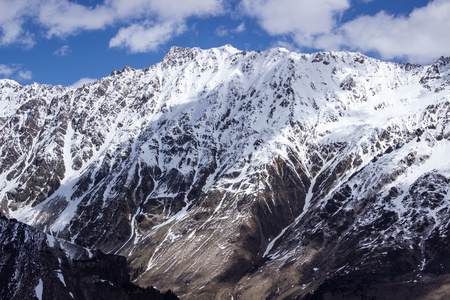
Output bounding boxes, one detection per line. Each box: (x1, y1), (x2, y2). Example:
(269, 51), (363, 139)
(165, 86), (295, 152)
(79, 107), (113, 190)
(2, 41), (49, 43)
(1, 45), (449, 299)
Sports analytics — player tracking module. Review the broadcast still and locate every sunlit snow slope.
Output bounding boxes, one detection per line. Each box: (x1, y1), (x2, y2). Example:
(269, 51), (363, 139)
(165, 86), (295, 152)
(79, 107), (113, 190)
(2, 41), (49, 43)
(1, 46), (449, 299)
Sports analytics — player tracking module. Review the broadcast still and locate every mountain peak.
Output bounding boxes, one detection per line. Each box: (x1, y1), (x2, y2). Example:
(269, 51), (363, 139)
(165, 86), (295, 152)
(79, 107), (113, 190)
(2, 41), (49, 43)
(434, 55), (450, 67)
(420, 55), (450, 90)
(0, 78), (20, 88)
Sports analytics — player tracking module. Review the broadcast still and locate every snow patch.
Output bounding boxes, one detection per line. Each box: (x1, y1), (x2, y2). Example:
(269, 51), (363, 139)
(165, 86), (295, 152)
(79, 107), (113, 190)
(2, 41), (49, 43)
(35, 278), (43, 300)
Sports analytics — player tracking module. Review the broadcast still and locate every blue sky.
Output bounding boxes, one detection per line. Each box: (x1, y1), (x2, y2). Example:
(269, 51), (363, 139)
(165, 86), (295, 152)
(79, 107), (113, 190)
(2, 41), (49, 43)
(0, 0), (447, 87)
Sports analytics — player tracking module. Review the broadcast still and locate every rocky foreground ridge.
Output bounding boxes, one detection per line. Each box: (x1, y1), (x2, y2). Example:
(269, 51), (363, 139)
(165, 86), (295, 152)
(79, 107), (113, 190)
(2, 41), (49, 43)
(1, 45), (450, 299)
(0, 213), (178, 299)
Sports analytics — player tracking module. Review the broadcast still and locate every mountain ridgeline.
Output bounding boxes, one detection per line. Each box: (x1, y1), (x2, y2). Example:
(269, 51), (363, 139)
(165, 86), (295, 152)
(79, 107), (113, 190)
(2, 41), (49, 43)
(1, 45), (449, 299)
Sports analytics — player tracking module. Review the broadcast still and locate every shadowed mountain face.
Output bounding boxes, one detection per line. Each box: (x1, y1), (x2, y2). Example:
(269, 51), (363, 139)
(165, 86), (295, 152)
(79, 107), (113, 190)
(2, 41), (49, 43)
(0, 214), (179, 300)
(1, 46), (449, 299)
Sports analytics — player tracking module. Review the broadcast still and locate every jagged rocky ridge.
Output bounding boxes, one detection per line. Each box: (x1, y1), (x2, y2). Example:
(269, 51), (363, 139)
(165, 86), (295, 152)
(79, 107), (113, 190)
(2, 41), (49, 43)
(0, 45), (449, 299)
(0, 213), (178, 299)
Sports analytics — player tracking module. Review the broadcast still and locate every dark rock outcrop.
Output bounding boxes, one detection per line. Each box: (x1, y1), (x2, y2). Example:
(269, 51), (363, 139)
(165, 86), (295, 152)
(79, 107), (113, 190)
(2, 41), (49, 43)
(0, 214), (178, 300)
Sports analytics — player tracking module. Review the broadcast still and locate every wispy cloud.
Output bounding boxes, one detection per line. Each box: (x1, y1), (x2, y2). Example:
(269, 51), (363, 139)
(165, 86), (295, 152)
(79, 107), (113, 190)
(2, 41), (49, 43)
(17, 70), (32, 80)
(235, 22), (245, 33)
(0, 63), (32, 81)
(0, 64), (16, 77)
(215, 22), (246, 37)
(215, 26), (228, 37)
(54, 45), (72, 56)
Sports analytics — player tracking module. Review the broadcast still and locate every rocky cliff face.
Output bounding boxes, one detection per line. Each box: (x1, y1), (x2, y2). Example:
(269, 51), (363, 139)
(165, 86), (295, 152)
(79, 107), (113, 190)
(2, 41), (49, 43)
(0, 45), (449, 299)
(0, 214), (178, 299)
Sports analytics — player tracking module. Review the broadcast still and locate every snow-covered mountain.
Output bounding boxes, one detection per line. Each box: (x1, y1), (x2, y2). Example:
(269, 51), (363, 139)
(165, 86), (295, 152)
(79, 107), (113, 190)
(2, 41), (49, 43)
(1, 45), (449, 299)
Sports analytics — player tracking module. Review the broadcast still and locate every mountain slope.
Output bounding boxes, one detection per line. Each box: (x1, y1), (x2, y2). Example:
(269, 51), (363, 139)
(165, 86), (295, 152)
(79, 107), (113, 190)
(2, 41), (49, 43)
(0, 46), (449, 299)
(0, 213), (178, 299)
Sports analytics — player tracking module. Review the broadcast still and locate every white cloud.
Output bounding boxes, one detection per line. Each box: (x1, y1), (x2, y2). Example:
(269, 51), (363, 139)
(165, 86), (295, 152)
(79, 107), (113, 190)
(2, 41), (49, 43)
(240, 0), (450, 63)
(106, 0), (153, 19)
(274, 40), (299, 52)
(240, 0), (350, 46)
(148, 0), (224, 21)
(0, 64), (16, 77)
(18, 70), (32, 80)
(71, 77), (97, 88)
(314, 0), (450, 63)
(0, 0), (37, 47)
(38, 0), (115, 37)
(0, 63), (32, 81)
(109, 0), (224, 52)
(54, 45), (71, 56)
(0, 0), (225, 50)
(109, 21), (185, 53)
